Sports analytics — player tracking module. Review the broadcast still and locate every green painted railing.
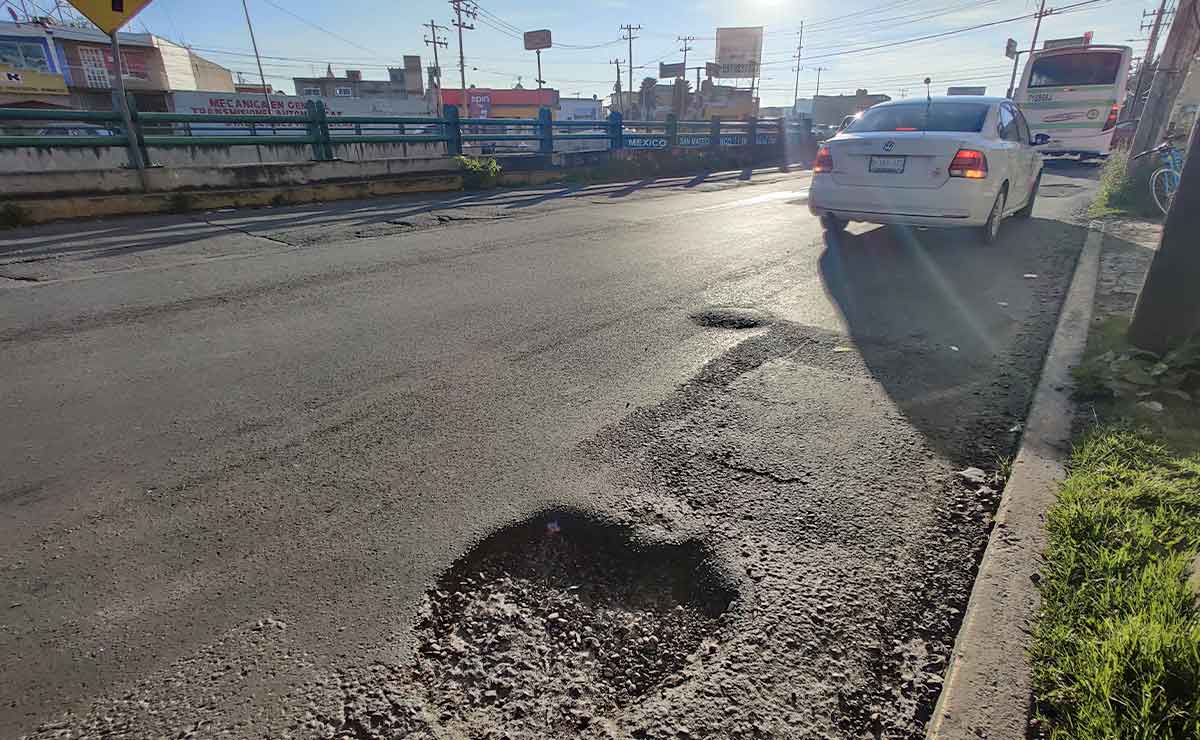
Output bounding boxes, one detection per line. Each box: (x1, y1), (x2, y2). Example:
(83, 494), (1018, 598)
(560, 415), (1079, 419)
(0, 99), (812, 169)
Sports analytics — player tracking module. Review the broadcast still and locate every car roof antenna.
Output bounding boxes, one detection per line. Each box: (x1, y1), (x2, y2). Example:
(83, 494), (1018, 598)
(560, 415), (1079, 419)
(923, 77), (932, 131)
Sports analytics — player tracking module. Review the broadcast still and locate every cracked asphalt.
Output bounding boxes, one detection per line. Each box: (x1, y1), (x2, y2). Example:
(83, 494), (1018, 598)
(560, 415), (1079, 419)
(0, 161), (1100, 738)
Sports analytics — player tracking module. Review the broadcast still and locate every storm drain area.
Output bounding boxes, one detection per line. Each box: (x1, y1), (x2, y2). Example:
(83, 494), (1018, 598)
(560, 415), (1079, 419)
(330, 511), (735, 739)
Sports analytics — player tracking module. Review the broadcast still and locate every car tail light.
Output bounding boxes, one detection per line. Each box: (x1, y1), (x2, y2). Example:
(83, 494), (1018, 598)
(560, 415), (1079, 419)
(949, 148), (988, 179)
(1101, 104), (1119, 132)
(814, 145), (833, 173)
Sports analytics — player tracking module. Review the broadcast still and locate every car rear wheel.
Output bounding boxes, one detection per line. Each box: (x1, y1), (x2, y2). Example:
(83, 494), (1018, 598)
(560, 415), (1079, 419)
(1015, 173), (1040, 219)
(980, 187), (1006, 245)
(821, 214), (847, 233)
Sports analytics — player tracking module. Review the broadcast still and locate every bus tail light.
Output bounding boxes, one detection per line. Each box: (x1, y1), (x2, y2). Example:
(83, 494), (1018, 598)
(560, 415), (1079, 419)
(949, 149), (988, 179)
(1101, 104), (1119, 132)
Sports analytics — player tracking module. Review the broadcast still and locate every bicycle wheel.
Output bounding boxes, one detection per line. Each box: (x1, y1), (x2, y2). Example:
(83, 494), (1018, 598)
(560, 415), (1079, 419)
(1150, 167), (1176, 216)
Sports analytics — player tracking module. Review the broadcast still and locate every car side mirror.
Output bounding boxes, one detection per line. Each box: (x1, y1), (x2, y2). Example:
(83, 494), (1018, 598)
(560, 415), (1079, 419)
(1032, 133), (1050, 146)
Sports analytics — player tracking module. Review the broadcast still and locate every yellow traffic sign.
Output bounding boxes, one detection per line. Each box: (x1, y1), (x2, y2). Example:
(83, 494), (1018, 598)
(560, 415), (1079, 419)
(66, 0), (155, 34)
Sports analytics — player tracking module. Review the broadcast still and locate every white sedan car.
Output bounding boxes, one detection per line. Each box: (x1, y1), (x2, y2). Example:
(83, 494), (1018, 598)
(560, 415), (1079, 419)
(808, 96), (1046, 243)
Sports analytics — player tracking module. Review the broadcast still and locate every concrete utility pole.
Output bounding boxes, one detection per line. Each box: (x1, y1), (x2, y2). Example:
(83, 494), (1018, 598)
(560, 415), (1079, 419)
(450, 0), (477, 97)
(610, 58), (624, 113)
(240, 0), (273, 115)
(1128, 114), (1200, 353)
(792, 23), (804, 107)
(620, 23), (640, 113)
(1128, 0), (1172, 120)
(424, 19), (449, 116)
(677, 35), (695, 77)
(1028, 0), (1049, 63)
(1127, 0), (1199, 181)
(813, 66), (826, 99)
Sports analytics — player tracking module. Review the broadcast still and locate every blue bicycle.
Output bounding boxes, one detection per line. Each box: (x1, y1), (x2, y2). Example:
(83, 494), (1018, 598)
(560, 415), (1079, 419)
(1132, 137), (1184, 216)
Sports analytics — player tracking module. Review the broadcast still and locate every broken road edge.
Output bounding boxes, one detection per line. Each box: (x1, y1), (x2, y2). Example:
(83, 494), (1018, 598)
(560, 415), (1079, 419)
(925, 221), (1105, 739)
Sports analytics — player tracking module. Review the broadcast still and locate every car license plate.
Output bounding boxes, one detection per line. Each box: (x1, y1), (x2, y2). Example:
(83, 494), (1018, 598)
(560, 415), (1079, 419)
(870, 155), (906, 173)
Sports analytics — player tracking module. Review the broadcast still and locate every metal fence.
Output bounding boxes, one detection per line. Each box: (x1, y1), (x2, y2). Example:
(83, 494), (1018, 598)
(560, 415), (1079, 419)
(0, 100), (809, 169)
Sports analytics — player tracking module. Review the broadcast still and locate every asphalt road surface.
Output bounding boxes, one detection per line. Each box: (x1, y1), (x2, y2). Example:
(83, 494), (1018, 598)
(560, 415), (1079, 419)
(0, 161), (1100, 739)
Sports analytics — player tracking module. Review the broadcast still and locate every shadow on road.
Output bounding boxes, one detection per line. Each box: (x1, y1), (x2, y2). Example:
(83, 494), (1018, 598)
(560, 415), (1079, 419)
(816, 218), (1089, 465)
(0, 166), (805, 268)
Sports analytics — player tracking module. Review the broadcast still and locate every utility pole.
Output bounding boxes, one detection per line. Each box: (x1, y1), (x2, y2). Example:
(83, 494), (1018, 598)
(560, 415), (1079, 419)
(240, 0), (273, 115)
(610, 58), (624, 114)
(1128, 0), (1172, 119)
(1127, 0), (1200, 181)
(792, 23), (804, 106)
(450, 0), (477, 97)
(1028, 0), (1048, 61)
(620, 23), (640, 113)
(677, 35), (695, 77)
(813, 66), (826, 98)
(424, 19), (449, 116)
(1128, 113), (1200, 353)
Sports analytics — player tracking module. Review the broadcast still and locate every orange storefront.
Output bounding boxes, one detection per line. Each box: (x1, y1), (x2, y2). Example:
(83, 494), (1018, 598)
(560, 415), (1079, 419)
(440, 88), (558, 118)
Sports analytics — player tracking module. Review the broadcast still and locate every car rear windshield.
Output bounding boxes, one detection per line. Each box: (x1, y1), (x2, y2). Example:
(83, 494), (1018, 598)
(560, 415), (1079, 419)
(845, 103), (990, 133)
(1028, 51), (1122, 88)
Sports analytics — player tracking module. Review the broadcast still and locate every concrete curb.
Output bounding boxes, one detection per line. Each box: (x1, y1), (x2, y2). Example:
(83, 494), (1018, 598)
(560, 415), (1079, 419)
(926, 221), (1104, 739)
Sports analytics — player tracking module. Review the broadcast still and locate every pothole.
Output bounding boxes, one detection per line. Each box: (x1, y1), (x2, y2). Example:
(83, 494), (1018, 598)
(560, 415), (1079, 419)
(1039, 183), (1083, 198)
(333, 510), (735, 738)
(689, 306), (772, 329)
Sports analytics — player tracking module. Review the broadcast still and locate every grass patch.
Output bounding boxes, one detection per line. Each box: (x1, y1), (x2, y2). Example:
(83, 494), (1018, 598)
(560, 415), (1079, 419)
(1031, 427), (1200, 738)
(456, 155), (502, 190)
(1089, 149), (1160, 218)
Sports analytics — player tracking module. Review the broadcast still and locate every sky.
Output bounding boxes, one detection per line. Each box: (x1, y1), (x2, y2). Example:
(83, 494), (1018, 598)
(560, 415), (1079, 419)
(119, 0), (1157, 106)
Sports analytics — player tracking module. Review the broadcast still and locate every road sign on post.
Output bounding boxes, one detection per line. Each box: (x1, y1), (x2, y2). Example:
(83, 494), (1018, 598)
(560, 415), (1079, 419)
(523, 29), (552, 50)
(66, 0), (155, 33)
(659, 62), (685, 79)
(1005, 38), (1018, 59)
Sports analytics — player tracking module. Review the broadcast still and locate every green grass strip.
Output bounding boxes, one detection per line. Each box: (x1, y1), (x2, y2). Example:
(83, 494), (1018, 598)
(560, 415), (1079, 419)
(1032, 429), (1200, 738)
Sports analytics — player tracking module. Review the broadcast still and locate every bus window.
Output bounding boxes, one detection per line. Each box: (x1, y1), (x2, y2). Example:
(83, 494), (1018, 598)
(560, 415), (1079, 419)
(1028, 51), (1123, 87)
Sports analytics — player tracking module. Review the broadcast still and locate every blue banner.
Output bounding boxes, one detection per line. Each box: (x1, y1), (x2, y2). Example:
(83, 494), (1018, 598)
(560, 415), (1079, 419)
(624, 132), (778, 149)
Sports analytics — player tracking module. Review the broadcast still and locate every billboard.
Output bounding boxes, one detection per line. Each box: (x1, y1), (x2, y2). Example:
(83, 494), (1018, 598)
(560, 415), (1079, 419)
(169, 92), (431, 134)
(0, 65), (68, 95)
(659, 62), (685, 79)
(715, 27), (763, 78)
(524, 29), (552, 50)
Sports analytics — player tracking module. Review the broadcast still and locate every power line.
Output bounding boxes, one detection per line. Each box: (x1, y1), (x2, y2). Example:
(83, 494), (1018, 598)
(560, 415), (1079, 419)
(258, 0), (384, 57)
(450, 0), (477, 94)
(758, 0), (1111, 68)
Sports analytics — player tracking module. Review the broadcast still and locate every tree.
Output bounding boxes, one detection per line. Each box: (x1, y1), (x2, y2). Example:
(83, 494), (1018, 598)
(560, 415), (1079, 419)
(1127, 115), (1200, 353)
(639, 76), (658, 118)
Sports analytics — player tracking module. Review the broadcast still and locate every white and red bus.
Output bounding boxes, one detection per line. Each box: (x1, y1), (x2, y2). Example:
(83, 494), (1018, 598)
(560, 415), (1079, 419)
(1014, 44), (1132, 158)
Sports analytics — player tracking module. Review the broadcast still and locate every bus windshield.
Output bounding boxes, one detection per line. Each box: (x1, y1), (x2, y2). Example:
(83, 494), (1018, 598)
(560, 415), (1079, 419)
(1028, 51), (1123, 88)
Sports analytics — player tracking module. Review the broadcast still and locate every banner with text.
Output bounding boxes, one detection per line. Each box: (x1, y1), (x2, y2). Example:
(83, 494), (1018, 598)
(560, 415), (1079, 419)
(714, 27), (763, 78)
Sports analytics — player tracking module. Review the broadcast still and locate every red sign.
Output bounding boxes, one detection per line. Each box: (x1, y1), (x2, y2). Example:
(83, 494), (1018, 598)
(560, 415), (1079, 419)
(441, 88), (558, 107)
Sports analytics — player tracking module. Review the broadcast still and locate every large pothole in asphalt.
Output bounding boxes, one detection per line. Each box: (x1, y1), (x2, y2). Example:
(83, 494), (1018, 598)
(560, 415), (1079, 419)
(689, 306), (772, 329)
(331, 510), (735, 738)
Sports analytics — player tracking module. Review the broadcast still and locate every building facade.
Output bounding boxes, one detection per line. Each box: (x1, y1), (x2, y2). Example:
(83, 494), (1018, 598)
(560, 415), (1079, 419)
(0, 20), (233, 111)
(440, 87), (559, 119)
(293, 57), (424, 101)
(806, 90), (891, 125)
